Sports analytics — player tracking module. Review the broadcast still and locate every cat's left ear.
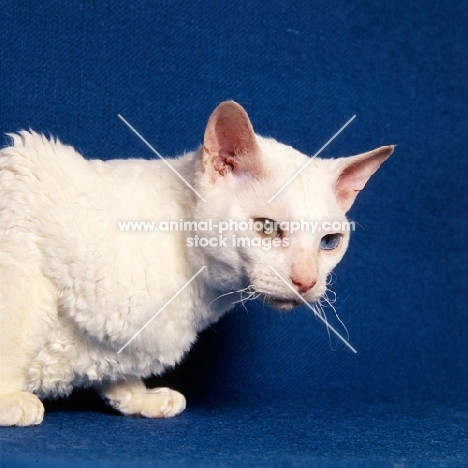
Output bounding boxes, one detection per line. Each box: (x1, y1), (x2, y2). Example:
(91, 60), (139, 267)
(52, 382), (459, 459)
(202, 101), (263, 182)
(334, 145), (394, 212)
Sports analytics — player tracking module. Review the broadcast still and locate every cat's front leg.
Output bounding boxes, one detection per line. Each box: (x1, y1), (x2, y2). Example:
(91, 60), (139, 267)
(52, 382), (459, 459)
(0, 392), (44, 426)
(0, 260), (56, 426)
(98, 379), (186, 418)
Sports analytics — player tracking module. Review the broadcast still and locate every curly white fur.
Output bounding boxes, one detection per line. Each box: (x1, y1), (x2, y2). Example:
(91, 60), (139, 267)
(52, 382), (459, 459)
(0, 102), (392, 425)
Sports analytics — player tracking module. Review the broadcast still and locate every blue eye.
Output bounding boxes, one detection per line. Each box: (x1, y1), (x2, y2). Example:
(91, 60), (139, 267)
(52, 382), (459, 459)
(320, 233), (341, 250)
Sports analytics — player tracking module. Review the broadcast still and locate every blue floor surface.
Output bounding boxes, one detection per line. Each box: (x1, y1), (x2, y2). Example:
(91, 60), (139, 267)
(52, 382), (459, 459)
(2, 398), (468, 468)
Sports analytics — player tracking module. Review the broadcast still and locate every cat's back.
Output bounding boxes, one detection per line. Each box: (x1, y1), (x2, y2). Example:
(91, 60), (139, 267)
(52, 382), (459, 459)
(0, 131), (95, 210)
(0, 131), (160, 224)
(0, 131), (179, 212)
(0, 130), (189, 280)
(1, 131), (89, 174)
(0, 131), (137, 256)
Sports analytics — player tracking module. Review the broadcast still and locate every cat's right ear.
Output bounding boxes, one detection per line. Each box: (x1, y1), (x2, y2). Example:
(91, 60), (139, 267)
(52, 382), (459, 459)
(334, 145), (394, 212)
(202, 101), (263, 182)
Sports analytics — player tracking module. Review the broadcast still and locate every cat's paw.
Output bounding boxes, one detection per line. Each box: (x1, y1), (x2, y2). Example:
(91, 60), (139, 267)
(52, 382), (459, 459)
(0, 392), (44, 426)
(104, 384), (186, 419)
(137, 388), (186, 418)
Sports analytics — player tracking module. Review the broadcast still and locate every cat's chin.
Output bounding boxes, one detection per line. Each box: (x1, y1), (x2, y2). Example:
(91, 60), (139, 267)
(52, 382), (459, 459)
(265, 297), (304, 312)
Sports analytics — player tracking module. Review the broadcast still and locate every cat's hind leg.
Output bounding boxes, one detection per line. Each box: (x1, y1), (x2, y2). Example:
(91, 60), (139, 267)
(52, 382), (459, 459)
(98, 379), (186, 418)
(0, 258), (57, 426)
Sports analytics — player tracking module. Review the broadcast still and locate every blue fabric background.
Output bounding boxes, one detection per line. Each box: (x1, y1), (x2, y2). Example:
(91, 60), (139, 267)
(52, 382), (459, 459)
(1, 0), (467, 466)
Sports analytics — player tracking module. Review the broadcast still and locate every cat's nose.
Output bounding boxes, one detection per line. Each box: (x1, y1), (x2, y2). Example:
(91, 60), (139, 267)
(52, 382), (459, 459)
(291, 276), (316, 294)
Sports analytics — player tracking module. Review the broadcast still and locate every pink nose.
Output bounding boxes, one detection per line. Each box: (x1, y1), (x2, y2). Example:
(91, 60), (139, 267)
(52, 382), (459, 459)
(291, 276), (316, 294)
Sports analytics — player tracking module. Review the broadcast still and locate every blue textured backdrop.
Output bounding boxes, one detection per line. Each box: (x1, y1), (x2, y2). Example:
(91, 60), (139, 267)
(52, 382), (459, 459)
(1, 1), (467, 467)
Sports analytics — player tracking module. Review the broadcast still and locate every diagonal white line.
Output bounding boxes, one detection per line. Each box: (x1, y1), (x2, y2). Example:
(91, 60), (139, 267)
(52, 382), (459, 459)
(268, 266), (357, 353)
(117, 266), (206, 354)
(118, 114), (207, 202)
(268, 115), (356, 203)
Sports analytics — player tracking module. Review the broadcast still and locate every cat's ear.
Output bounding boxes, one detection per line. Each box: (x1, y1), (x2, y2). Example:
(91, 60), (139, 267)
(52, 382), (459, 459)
(202, 101), (262, 181)
(334, 145), (394, 212)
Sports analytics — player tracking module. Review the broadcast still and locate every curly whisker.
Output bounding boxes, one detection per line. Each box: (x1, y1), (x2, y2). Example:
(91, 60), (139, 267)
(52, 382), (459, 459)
(320, 288), (349, 347)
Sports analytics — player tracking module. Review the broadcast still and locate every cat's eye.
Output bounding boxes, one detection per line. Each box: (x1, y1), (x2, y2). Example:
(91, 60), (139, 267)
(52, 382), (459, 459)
(253, 218), (282, 239)
(320, 233), (341, 250)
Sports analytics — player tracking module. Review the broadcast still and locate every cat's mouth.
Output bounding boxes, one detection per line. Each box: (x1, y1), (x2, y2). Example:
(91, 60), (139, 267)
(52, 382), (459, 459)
(265, 296), (304, 311)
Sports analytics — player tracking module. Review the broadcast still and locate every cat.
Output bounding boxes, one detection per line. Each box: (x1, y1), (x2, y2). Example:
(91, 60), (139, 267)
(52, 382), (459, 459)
(0, 101), (393, 426)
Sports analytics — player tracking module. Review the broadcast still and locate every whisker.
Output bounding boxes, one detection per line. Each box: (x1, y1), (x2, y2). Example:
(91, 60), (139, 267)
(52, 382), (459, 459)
(321, 290), (350, 347)
(208, 285), (253, 306)
(326, 272), (337, 287)
(323, 288), (337, 305)
(208, 290), (239, 306)
(314, 301), (334, 349)
(269, 265), (356, 353)
(230, 285), (261, 314)
(232, 289), (255, 305)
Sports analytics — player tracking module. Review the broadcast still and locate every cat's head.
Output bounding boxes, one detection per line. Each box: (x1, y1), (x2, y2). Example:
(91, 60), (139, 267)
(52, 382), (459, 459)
(190, 101), (393, 311)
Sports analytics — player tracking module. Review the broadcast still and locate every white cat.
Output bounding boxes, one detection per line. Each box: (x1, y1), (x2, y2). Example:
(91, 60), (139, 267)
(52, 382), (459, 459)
(0, 101), (393, 426)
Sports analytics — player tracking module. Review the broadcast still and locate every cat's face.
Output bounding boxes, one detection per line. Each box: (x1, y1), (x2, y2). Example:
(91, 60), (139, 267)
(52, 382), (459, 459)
(191, 101), (393, 311)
